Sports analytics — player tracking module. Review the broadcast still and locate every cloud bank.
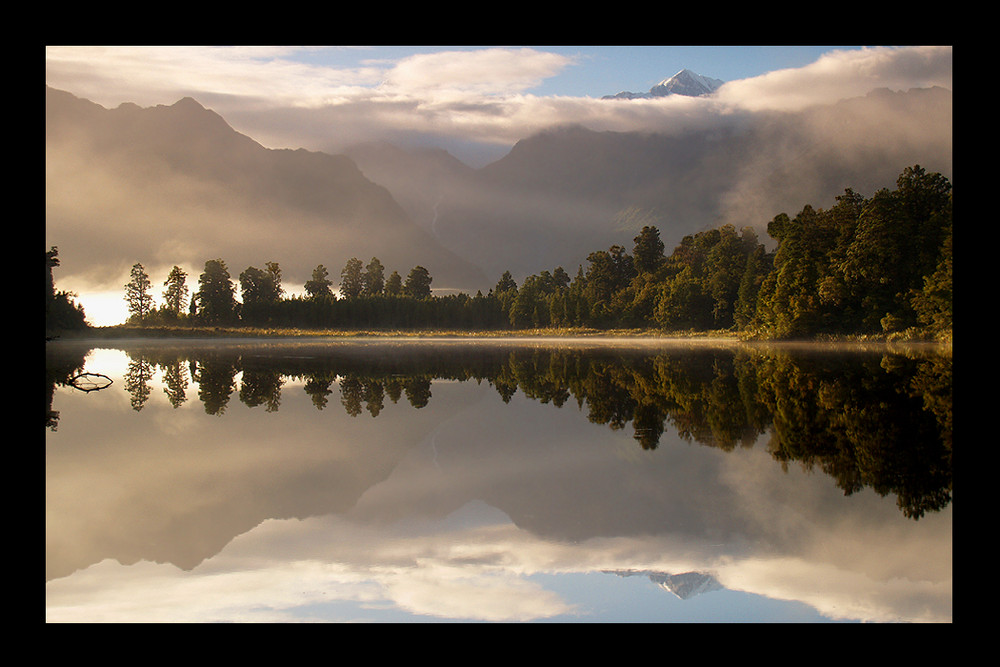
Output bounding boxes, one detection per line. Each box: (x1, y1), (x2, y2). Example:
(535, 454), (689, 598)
(46, 45), (952, 162)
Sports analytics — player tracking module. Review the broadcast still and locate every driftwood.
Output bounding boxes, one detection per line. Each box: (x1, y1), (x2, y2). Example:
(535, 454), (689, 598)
(68, 373), (113, 392)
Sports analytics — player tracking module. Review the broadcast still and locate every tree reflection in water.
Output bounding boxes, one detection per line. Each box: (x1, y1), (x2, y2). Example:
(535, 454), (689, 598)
(46, 341), (951, 520)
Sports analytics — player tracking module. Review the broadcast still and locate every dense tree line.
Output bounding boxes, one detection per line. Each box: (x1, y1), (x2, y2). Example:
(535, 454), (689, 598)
(65, 164), (951, 340)
(45, 247), (87, 333)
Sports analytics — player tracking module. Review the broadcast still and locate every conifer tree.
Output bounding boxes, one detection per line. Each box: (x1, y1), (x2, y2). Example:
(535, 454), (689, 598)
(340, 258), (364, 299)
(195, 259), (237, 324)
(304, 265), (334, 299)
(385, 270), (403, 296)
(403, 266), (433, 298)
(162, 266), (189, 317)
(124, 262), (154, 323)
(363, 257), (385, 296)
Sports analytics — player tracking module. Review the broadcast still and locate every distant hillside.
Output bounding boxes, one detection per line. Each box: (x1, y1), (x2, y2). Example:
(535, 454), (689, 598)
(349, 87), (952, 282)
(45, 86), (487, 292)
(345, 141), (477, 238)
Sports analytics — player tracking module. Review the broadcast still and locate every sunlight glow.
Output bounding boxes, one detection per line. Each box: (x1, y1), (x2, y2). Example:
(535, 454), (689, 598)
(79, 290), (129, 328)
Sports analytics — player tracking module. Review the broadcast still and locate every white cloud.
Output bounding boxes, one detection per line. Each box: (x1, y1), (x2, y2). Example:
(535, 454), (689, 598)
(714, 45), (953, 112)
(45, 46), (386, 109)
(45, 45), (951, 158)
(380, 47), (576, 96)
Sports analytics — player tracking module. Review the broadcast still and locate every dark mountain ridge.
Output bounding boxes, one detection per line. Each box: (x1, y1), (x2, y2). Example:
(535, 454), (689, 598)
(45, 86), (487, 292)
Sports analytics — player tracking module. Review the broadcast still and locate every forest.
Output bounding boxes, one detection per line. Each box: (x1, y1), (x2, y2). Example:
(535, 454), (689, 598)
(45, 165), (953, 341)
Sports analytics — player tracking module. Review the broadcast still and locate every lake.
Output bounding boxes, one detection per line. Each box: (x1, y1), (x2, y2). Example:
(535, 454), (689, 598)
(45, 337), (952, 622)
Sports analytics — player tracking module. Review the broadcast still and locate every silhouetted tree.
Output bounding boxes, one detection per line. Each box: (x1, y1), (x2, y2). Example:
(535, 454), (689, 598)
(45, 246), (87, 331)
(304, 264), (334, 299)
(340, 258), (364, 299)
(385, 270), (403, 296)
(363, 257), (385, 296)
(240, 262), (283, 324)
(124, 262), (154, 324)
(403, 266), (433, 298)
(240, 264), (281, 305)
(195, 259), (237, 324)
(162, 265), (189, 318)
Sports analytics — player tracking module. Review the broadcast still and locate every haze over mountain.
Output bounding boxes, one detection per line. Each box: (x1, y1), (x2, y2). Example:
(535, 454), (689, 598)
(46, 67), (951, 308)
(348, 85), (951, 281)
(45, 86), (487, 296)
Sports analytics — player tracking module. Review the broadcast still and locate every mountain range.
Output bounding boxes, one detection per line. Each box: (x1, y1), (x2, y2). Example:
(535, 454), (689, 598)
(45, 86), (487, 292)
(348, 85), (952, 281)
(45, 75), (952, 296)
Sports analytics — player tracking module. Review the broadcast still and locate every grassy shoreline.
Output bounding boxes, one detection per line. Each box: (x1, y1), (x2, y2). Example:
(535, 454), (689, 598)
(53, 324), (739, 340)
(46, 324), (950, 348)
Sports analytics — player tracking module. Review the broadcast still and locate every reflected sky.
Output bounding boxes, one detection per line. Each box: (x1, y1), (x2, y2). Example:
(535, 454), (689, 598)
(45, 341), (952, 622)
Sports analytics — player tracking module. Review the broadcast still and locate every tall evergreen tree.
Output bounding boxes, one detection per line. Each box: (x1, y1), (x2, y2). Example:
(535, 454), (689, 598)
(265, 261), (284, 300)
(304, 264), (334, 299)
(633, 225), (665, 274)
(403, 266), (433, 298)
(162, 265), (189, 317)
(384, 270), (403, 296)
(195, 259), (237, 324)
(495, 270), (517, 295)
(124, 262), (154, 324)
(340, 258), (364, 299)
(363, 257), (385, 296)
(735, 245), (771, 330)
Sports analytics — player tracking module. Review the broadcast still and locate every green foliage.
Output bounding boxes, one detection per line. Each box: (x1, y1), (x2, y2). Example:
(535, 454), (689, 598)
(71, 165), (948, 340)
(753, 165), (952, 339)
(910, 220), (953, 338)
(195, 259), (238, 325)
(45, 246), (88, 331)
(495, 270), (517, 294)
(633, 225), (665, 274)
(384, 270), (403, 296)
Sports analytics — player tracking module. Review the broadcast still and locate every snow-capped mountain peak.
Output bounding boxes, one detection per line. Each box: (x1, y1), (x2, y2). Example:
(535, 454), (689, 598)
(602, 69), (724, 100)
(652, 69), (724, 96)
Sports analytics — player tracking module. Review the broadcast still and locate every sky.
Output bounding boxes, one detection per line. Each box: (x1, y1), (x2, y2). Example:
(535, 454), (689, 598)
(45, 45), (952, 163)
(45, 45), (953, 326)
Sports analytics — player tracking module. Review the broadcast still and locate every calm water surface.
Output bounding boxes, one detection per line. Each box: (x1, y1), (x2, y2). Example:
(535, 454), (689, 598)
(45, 337), (952, 622)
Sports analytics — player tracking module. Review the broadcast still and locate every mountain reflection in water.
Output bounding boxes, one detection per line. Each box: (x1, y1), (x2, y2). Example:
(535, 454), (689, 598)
(45, 338), (952, 622)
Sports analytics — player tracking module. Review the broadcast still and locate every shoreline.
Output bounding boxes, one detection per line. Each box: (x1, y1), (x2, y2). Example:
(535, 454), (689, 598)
(45, 324), (952, 352)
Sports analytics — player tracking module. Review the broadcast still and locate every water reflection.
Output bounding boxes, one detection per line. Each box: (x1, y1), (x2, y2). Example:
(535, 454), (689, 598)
(45, 338), (952, 622)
